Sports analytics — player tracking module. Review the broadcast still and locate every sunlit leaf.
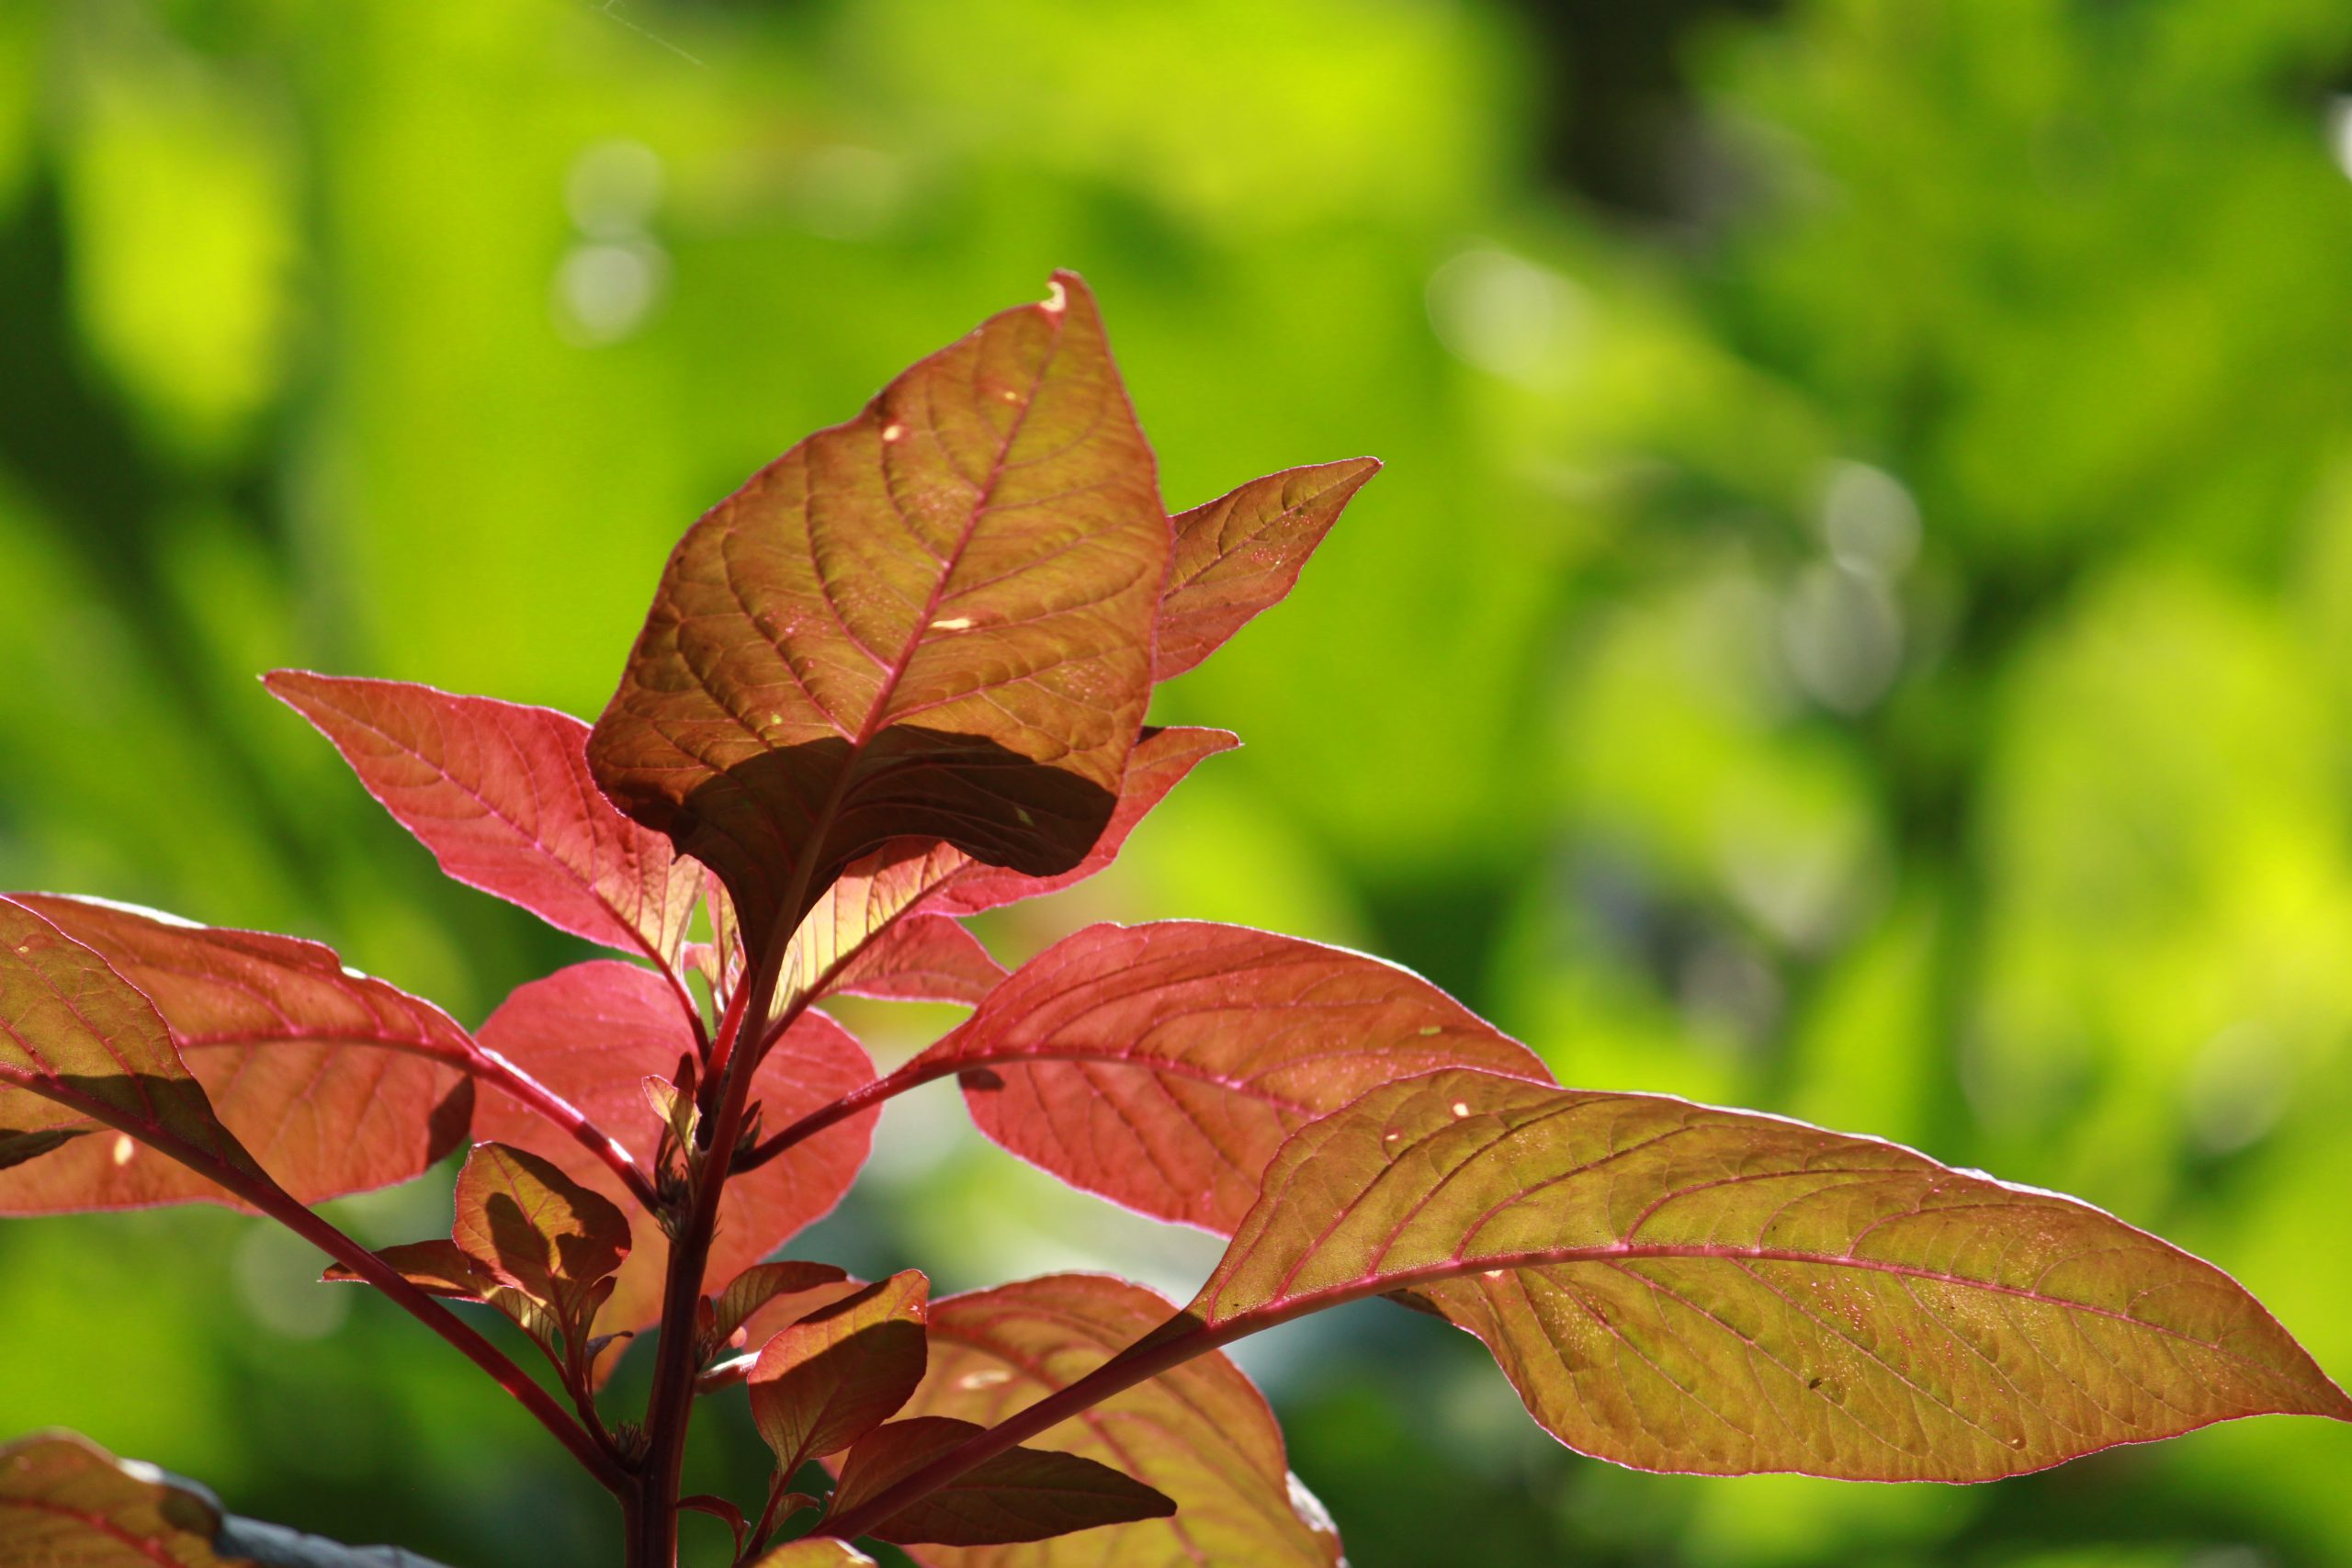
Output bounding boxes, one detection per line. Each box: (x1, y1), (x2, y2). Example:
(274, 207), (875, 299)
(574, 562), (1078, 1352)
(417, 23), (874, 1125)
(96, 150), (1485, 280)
(899, 1273), (1342, 1567)
(1155, 458), (1381, 680)
(473, 961), (875, 1338)
(751, 1270), (931, 1473)
(587, 273), (1169, 964)
(751, 1540), (877, 1567)
(0, 897), (268, 1202)
(816, 914), (1003, 1006)
(1185, 1069), (2352, 1481)
(321, 1238), (493, 1299)
(706, 1260), (863, 1362)
(774, 727), (1233, 1008)
(911, 921), (1550, 1231)
(829, 1416), (1175, 1548)
(452, 1141), (629, 1330)
(0, 894), (472, 1212)
(266, 673), (700, 965)
(0, 1430), (238, 1567)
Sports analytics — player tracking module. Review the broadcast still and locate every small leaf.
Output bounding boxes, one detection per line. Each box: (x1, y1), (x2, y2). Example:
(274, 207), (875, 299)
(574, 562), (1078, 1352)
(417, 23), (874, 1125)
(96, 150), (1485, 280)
(751, 1270), (932, 1473)
(1189, 1069), (2352, 1482)
(899, 1274), (1342, 1567)
(829, 1416), (1175, 1548)
(0, 1429), (235, 1566)
(910, 921), (1550, 1231)
(1, 895), (472, 1213)
(587, 273), (1170, 964)
(472, 962), (876, 1343)
(1154, 458), (1381, 680)
(266, 673), (700, 964)
(707, 1261), (863, 1359)
(452, 1142), (629, 1330)
(0, 897), (270, 1201)
(322, 1239), (492, 1299)
(751, 1541), (877, 1567)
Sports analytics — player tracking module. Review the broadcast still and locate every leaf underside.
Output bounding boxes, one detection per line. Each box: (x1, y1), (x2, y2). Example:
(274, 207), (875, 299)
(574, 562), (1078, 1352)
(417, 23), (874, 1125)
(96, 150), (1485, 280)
(0, 1430), (236, 1567)
(266, 673), (701, 964)
(830, 1416), (1176, 1548)
(472, 961), (875, 1339)
(0, 894), (471, 1213)
(1154, 457), (1381, 682)
(452, 1141), (631, 1327)
(751, 1270), (933, 1473)
(914, 920), (1552, 1232)
(1190, 1068), (2352, 1483)
(893, 1274), (1342, 1568)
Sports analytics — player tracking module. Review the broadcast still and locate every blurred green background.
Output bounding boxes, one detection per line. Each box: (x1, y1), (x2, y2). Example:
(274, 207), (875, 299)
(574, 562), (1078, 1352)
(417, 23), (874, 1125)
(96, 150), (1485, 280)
(6, 0), (2352, 1562)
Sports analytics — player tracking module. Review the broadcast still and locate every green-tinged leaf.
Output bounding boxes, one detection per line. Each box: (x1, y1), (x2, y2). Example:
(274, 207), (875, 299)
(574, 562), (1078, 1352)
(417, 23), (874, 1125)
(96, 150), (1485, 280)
(586, 272), (1170, 965)
(0, 1430), (240, 1567)
(911, 921), (1550, 1231)
(265, 673), (701, 964)
(899, 1274), (1342, 1567)
(751, 1541), (877, 1567)
(1185, 1069), (2352, 1482)
(1155, 458), (1381, 680)
(751, 1270), (931, 1473)
(0, 897), (269, 1200)
(829, 1417), (1175, 1548)
(706, 1261), (863, 1362)
(451, 1141), (629, 1330)
(0, 895), (472, 1213)
(322, 1239), (493, 1299)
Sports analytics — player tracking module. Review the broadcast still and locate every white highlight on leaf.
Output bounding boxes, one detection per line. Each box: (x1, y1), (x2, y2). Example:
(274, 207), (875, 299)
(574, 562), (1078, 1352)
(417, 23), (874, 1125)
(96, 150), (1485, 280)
(111, 1134), (135, 1166)
(930, 616), (974, 632)
(1451, 1101), (1471, 1118)
(882, 423), (904, 443)
(1041, 278), (1068, 313)
(956, 1367), (1012, 1391)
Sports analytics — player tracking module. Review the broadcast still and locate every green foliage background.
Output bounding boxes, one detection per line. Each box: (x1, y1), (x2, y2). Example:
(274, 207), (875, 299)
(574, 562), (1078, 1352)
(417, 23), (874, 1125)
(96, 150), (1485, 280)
(5, 1), (2352, 1562)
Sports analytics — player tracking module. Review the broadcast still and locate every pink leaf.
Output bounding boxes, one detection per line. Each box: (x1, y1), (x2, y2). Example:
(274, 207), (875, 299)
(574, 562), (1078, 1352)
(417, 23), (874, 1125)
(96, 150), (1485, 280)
(910, 921), (1550, 1232)
(472, 961), (876, 1341)
(266, 672), (700, 966)
(0, 894), (471, 1213)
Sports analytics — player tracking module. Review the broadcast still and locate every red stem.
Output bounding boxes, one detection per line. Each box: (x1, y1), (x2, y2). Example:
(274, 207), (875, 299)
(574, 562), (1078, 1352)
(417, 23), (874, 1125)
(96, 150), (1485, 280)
(468, 1041), (662, 1211)
(628, 953), (797, 1566)
(734, 1055), (944, 1173)
(5, 1073), (628, 1492)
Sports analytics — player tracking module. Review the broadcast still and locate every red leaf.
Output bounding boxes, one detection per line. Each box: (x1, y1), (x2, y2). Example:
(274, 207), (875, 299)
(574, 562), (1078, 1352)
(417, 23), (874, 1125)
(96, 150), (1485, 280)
(0, 895), (472, 1213)
(452, 1141), (630, 1329)
(0, 1430), (232, 1567)
(266, 672), (701, 966)
(322, 1238), (493, 1299)
(1154, 458), (1381, 681)
(898, 1274), (1341, 1567)
(825, 916), (1003, 1006)
(910, 921), (1551, 1232)
(1186, 1068), (2352, 1482)
(586, 273), (1170, 965)
(472, 961), (876, 1338)
(750, 1269), (932, 1472)
(707, 1260), (865, 1359)
(829, 1416), (1175, 1548)
(771, 727), (1233, 1008)
(751, 1541), (877, 1567)
(0, 897), (269, 1205)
